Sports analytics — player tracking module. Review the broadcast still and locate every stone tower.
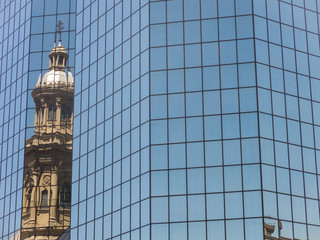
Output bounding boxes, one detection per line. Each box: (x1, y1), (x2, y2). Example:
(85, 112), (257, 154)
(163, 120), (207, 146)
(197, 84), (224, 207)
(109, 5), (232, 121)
(21, 41), (73, 240)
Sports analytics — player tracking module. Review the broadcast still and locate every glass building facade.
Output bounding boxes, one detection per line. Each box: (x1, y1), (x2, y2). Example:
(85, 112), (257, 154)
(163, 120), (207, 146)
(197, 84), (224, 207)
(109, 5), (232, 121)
(0, 0), (75, 239)
(1, 0), (320, 239)
(71, 0), (320, 239)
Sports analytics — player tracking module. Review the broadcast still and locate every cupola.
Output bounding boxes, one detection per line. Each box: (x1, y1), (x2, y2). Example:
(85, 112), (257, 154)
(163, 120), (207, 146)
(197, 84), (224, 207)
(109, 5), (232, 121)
(48, 40), (68, 71)
(35, 40), (74, 87)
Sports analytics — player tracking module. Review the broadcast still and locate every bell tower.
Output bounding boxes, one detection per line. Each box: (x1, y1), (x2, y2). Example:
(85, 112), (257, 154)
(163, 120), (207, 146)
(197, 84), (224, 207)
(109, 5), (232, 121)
(21, 39), (74, 240)
(48, 41), (68, 71)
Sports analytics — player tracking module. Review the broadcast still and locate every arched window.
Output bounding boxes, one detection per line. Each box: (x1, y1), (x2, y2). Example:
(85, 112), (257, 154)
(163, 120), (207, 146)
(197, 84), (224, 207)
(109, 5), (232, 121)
(48, 105), (56, 120)
(41, 190), (48, 207)
(60, 184), (71, 208)
(61, 104), (72, 120)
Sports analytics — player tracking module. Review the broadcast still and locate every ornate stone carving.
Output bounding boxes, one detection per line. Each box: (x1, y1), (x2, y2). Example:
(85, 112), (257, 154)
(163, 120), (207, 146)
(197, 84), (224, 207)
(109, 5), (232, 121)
(24, 177), (34, 209)
(42, 175), (51, 186)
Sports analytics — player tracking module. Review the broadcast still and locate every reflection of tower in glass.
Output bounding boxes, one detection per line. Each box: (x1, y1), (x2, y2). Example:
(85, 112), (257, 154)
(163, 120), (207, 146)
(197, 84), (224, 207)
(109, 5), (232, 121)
(264, 220), (300, 240)
(21, 41), (73, 240)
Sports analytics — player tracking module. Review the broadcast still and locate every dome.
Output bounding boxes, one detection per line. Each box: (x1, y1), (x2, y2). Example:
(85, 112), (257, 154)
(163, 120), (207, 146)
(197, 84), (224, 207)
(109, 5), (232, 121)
(36, 69), (74, 87)
(35, 40), (74, 88)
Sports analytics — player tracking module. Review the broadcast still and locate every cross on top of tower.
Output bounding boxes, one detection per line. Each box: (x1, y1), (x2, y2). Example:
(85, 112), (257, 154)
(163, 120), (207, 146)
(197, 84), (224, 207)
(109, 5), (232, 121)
(57, 20), (64, 42)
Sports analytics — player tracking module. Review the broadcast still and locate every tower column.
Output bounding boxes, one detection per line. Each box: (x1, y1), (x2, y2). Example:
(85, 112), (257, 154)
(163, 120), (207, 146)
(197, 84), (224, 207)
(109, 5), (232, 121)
(30, 170), (39, 222)
(42, 102), (48, 132)
(34, 108), (38, 127)
(50, 168), (58, 222)
(56, 97), (62, 128)
(22, 187), (27, 213)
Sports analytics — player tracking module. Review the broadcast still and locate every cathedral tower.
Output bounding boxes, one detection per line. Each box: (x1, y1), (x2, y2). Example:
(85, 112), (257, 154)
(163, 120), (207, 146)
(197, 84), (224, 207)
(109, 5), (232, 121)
(21, 41), (73, 240)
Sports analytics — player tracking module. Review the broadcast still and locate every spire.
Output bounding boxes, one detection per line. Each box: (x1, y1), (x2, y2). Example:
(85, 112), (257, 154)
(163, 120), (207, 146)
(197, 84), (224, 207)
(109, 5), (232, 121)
(47, 21), (68, 70)
(57, 20), (64, 42)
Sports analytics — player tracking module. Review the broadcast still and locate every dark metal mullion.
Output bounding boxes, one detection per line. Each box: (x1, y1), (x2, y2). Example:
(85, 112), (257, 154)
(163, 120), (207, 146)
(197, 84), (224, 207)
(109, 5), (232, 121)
(164, 1), (171, 240)
(71, 0), (80, 239)
(10, 0), (19, 150)
(311, 0), (320, 229)
(122, 1), (132, 239)
(137, 0), (143, 239)
(215, 0), (227, 239)
(233, 0), (246, 238)
(57, 0), (68, 226)
(110, 4), (115, 239)
(263, 0), (281, 238)
(5, 0), (19, 233)
(128, 0), (133, 236)
(180, 0), (189, 239)
(148, 1), (152, 239)
(285, 1), (307, 239)
(278, 0), (296, 239)
(81, 1), (92, 238)
(89, 0), (103, 236)
(101, 1), (109, 237)
(251, 0), (267, 238)
(290, 3), (308, 239)
(198, 0), (208, 239)
(302, 0), (320, 237)
(117, 0), (125, 238)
